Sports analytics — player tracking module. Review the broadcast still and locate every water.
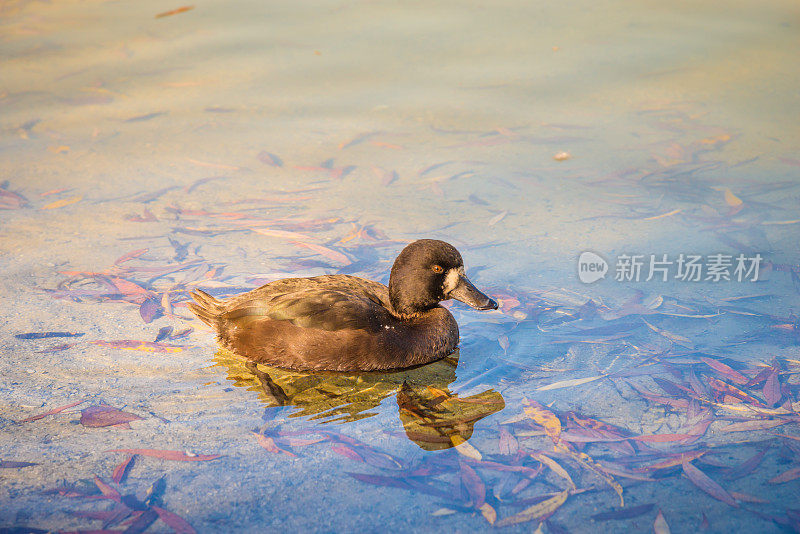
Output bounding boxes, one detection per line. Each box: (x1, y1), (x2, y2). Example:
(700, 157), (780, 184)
(2, 0), (799, 531)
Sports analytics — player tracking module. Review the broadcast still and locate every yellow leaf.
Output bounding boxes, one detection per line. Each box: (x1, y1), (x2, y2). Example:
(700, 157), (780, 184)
(567, 450), (624, 506)
(524, 401), (561, 443)
(495, 490), (569, 527)
(536, 374), (605, 391)
(431, 508), (455, 516)
(723, 188), (743, 207)
(42, 196), (82, 210)
(654, 509), (671, 534)
(532, 452), (576, 489)
(479, 503), (496, 524)
(643, 208), (682, 221)
(451, 435), (482, 461)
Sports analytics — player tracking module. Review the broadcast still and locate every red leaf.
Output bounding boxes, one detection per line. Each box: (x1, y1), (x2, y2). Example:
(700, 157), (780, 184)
(112, 455), (134, 483)
(0, 460), (37, 468)
(257, 151), (283, 167)
(700, 357), (747, 385)
(763, 368), (781, 405)
(139, 298), (162, 323)
(108, 449), (221, 461)
(19, 399), (84, 423)
(682, 461), (737, 507)
(498, 427), (519, 455)
(114, 248), (149, 265)
(152, 506), (197, 534)
(331, 443), (363, 462)
(460, 461), (486, 508)
(253, 433), (296, 457)
(769, 466), (800, 484)
(80, 405), (143, 428)
(633, 433), (696, 443)
(93, 475), (121, 502)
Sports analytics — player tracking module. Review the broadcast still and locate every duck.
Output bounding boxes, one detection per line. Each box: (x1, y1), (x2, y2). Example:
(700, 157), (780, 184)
(188, 239), (497, 371)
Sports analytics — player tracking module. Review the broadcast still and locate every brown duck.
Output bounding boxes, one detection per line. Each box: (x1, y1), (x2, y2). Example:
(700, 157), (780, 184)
(188, 239), (497, 371)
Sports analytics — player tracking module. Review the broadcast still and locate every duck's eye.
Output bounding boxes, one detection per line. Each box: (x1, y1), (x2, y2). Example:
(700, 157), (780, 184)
(431, 265), (444, 274)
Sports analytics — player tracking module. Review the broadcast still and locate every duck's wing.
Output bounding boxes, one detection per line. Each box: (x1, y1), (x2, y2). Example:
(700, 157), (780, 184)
(220, 287), (393, 333)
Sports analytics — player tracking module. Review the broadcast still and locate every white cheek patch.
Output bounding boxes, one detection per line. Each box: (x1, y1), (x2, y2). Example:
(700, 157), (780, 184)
(443, 268), (462, 295)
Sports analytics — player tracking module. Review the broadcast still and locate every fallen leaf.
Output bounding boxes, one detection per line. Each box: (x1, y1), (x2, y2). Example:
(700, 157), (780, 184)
(479, 503), (497, 525)
(717, 419), (788, 432)
(108, 449), (222, 461)
(638, 450), (707, 471)
(257, 151), (283, 167)
(253, 228), (314, 241)
(769, 466), (800, 484)
(654, 509), (671, 534)
(532, 453), (575, 489)
(112, 455), (134, 483)
(42, 196), (82, 209)
(763, 368), (781, 405)
(723, 188), (743, 208)
(700, 357), (747, 385)
(92, 340), (185, 353)
(80, 405), (143, 428)
(536, 374), (605, 391)
(524, 401), (562, 443)
(495, 490), (569, 527)
(15, 332), (84, 339)
(254, 433), (297, 457)
(498, 427), (519, 456)
(93, 475), (121, 501)
(19, 399), (84, 423)
(488, 211), (507, 226)
(156, 6), (194, 18)
(451, 435), (482, 460)
(0, 460), (37, 468)
(682, 461), (737, 507)
(152, 506), (197, 534)
(291, 241), (351, 265)
(460, 462), (486, 508)
(643, 208), (682, 221)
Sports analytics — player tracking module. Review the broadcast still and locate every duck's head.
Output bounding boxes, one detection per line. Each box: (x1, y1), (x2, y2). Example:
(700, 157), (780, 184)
(389, 239), (498, 317)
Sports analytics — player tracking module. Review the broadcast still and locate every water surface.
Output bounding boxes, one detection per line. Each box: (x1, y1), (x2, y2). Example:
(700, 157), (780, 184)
(2, 0), (799, 532)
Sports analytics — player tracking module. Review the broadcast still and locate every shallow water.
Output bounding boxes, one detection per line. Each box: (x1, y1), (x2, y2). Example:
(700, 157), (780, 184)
(2, 0), (800, 532)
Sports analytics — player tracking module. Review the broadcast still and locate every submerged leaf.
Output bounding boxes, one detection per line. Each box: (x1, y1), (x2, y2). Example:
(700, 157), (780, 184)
(80, 405), (143, 428)
(108, 449), (222, 461)
(0, 460), (37, 468)
(769, 466), (800, 484)
(654, 509), (671, 534)
(524, 401), (562, 443)
(496, 490), (569, 527)
(15, 331), (84, 339)
(112, 455), (134, 483)
(152, 506), (197, 534)
(700, 357), (747, 385)
(682, 461), (737, 507)
(536, 374), (605, 391)
(19, 399), (84, 423)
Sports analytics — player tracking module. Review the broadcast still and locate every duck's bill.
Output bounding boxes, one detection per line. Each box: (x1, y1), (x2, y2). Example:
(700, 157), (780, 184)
(449, 276), (498, 310)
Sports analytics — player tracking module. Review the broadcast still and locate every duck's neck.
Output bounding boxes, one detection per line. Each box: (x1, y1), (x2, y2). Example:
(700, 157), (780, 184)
(388, 286), (438, 319)
(401, 307), (460, 365)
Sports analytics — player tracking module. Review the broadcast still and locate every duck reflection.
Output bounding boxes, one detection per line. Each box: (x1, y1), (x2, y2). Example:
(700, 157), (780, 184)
(212, 349), (504, 451)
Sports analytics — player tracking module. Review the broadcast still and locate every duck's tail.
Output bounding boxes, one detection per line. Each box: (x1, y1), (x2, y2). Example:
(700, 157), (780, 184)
(187, 289), (224, 328)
